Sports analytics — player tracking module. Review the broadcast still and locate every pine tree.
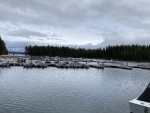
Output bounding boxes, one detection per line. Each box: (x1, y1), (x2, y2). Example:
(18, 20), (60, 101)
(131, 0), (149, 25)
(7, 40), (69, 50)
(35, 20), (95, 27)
(0, 36), (8, 55)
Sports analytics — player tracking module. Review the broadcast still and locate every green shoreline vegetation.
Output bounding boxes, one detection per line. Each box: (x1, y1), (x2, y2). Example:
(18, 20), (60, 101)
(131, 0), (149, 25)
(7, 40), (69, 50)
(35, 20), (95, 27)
(25, 44), (150, 62)
(0, 36), (8, 55)
(0, 35), (149, 62)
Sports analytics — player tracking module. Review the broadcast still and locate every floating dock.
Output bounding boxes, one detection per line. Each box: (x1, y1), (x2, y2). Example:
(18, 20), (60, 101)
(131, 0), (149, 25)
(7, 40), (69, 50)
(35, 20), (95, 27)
(104, 63), (133, 70)
(89, 64), (104, 69)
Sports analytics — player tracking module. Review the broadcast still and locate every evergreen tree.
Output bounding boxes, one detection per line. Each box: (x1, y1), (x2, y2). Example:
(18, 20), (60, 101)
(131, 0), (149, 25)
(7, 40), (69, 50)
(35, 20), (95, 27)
(0, 36), (8, 55)
(25, 44), (150, 62)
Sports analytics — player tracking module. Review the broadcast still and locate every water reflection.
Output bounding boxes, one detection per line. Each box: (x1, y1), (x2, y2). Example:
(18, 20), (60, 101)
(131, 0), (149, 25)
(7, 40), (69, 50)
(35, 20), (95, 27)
(0, 69), (2, 79)
(0, 66), (149, 113)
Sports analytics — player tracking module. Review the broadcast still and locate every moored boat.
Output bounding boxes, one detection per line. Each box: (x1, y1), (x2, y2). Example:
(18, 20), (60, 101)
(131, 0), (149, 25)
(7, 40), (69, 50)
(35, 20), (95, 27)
(23, 60), (33, 68)
(0, 61), (10, 67)
(32, 60), (47, 68)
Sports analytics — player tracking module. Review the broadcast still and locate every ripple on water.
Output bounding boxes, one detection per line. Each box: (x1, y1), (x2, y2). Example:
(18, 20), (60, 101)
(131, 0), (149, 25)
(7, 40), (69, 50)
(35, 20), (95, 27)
(0, 66), (149, 113)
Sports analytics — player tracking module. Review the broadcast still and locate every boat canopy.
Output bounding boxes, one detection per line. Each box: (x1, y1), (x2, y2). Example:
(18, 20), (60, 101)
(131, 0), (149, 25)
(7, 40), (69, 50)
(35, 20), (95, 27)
(138, 83), (150, 103)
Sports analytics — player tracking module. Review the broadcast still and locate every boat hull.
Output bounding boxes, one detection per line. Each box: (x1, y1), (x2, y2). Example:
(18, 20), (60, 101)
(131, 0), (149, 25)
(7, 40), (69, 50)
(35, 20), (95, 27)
(129, 99), (150, 113)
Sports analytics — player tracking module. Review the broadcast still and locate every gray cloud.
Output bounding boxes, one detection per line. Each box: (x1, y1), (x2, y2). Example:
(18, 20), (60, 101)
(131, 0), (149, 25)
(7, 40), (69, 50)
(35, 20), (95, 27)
(1, 0), (150, 51)
(5, 28), (64, 41)
(49, 33), (62, 38)
(0, 0), (149, 29)
(99, 30), (150, 47)
(6, 29), (48, 38)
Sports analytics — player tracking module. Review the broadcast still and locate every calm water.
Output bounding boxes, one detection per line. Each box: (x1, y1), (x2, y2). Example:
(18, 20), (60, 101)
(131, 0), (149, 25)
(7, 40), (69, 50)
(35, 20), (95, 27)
(0, 66), (150, 113)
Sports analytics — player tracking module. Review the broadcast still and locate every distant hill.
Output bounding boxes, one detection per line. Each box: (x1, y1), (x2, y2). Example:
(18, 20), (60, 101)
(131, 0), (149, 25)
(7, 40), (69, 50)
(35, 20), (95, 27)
(8, 51), (25, 54)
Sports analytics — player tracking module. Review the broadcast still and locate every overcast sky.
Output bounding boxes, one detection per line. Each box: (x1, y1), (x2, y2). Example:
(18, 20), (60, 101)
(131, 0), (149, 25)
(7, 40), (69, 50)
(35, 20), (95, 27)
(1, 0), (150, 51)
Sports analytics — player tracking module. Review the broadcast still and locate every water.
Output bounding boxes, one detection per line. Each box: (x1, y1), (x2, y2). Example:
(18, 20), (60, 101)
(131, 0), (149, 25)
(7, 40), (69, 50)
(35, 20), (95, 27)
(0, 66), (150, 113)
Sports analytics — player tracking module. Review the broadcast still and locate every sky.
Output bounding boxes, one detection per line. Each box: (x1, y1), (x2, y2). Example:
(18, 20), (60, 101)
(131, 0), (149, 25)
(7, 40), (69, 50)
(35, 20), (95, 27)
(1, 0), (150, 51)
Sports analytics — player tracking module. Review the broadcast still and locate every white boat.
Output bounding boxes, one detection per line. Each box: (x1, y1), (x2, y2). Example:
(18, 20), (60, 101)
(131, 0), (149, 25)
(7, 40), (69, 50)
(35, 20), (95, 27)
(103, 59), (114, 63)
(23, 60), (33, 68)
(32, 60), (47, 68)
(55, 62), (64, 68)
(90, 64), (104, 69)
(133, 63), (150, 69)
(89, 62), (104, 69)
(0, 61), (10, 67)
(139, 63), (150, 70)
(129, 83), (150, 113)
(116, 62), (132, 70)
(45, 61), (51, 66)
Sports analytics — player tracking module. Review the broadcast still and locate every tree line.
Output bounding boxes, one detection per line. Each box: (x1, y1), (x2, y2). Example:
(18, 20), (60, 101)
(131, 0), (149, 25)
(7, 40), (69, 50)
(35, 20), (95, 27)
(0, 36), (8, 55)
(25, 44), (150, 62)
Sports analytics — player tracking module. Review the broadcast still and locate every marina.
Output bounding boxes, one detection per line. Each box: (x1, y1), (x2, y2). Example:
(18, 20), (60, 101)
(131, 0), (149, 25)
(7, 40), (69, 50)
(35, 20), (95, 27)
(0, 55), (150, 70)
(1, 0), (150, 113)
(1, 55), (150, 113)
(0, 55), (150, 113)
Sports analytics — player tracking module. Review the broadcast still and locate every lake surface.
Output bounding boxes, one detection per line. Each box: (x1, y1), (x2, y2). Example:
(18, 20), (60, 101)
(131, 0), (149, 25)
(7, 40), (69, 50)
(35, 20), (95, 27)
(0, 66), (150, 113)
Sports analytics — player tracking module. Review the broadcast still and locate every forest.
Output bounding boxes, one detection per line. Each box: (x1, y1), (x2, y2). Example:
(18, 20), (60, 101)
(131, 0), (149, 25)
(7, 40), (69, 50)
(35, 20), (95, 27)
(25, 44), (150, 62)
(0, 36), (8, 55)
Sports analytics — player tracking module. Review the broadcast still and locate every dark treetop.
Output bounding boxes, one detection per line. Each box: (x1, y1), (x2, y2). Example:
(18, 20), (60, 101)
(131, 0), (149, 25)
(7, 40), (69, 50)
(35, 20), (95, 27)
(25, 44), (150, 62)
(0, 36), (7, 55)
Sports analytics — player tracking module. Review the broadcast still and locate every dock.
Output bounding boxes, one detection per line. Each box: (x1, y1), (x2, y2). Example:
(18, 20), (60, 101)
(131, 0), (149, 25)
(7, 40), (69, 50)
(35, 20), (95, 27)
(1, 55), (150, 70)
